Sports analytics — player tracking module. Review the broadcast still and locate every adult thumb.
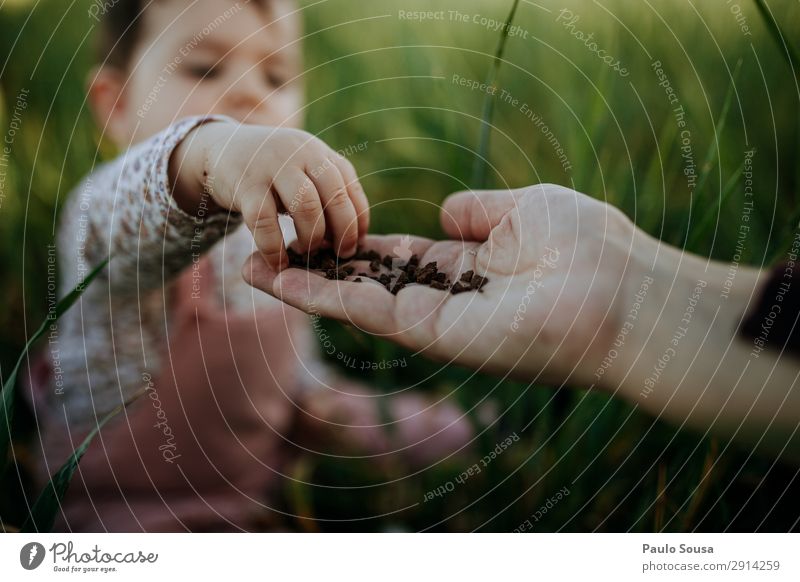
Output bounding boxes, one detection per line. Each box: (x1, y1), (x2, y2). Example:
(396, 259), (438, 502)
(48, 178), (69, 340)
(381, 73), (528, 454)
(440, 189), (520, 241)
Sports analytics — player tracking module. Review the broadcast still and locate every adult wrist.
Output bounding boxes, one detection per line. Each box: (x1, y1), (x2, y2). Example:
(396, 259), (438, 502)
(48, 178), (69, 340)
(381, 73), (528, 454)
(602, 230), (761, 406)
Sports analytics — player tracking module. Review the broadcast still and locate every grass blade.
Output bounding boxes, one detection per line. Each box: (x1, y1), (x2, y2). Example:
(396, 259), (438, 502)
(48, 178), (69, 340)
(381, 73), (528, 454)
(20, 388), (144, 533)
(752, 0), (800, 78)
(1, 257), (110, 473)
(677, 59), (741, 249)
(471, 0), (521, 189)
(752, 0), (800, 262)
(694, 58), (742, 197)
(687, 159), (746, 250)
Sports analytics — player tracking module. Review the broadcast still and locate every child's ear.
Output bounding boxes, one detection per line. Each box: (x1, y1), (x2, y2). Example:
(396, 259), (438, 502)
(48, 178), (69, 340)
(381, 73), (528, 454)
(86, 65), (130, 146)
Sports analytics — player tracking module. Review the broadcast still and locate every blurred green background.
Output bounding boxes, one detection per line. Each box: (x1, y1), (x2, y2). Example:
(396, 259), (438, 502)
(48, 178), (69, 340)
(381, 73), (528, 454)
(1, 0), (799, 531)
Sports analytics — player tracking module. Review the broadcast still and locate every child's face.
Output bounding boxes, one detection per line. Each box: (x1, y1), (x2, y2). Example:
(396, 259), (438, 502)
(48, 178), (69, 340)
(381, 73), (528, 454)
(105, 0), (302, 145)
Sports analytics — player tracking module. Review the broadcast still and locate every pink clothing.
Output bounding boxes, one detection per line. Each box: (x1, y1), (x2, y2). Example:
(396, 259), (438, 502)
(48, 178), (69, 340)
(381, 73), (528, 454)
(26, 116), (473, 532)
(31, 256), (305, 531)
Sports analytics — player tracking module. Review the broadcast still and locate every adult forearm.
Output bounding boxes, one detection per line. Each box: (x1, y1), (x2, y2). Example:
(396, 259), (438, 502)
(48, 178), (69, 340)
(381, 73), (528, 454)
(610, 230), (800, 462)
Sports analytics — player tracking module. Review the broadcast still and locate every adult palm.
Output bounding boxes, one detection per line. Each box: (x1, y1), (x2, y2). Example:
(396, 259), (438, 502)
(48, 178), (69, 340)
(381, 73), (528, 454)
(244, 184), (638, 387)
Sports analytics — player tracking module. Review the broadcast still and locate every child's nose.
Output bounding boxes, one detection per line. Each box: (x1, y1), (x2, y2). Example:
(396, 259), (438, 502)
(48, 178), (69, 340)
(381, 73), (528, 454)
(224, 70), (266, 116)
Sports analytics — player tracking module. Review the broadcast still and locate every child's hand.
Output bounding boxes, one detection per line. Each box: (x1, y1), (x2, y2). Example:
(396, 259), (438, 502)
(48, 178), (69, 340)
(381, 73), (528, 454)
(173, 120), (369, 269)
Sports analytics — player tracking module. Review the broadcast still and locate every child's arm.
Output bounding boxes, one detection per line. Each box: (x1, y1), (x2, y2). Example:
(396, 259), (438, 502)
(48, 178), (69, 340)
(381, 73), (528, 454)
(45, 116), (244, 425)
(60, 115), (370, 294)
(58, 115), (242, 296)
(50, 116), (369, 428)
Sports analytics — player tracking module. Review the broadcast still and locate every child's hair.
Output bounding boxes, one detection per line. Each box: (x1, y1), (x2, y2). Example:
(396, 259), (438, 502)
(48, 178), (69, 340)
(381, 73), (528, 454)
(97, 0), (273, 69)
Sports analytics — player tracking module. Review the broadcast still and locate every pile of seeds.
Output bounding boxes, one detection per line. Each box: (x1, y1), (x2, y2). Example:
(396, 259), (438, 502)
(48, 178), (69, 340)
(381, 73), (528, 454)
(286, 247), (488, 296)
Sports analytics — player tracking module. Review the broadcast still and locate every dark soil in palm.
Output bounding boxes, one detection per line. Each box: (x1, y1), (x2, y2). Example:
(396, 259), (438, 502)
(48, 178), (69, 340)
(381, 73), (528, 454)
(286, 247), (488, 296)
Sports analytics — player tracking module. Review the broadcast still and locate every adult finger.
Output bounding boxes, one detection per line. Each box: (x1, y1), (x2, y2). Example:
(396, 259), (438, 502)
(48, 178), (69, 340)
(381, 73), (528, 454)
(242, 252), (444, 348)
(244, 252), (396, 334)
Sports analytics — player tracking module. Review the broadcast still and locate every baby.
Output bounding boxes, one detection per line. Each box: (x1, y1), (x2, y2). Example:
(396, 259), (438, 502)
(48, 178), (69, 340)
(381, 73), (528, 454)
(26, 0), (472, 532)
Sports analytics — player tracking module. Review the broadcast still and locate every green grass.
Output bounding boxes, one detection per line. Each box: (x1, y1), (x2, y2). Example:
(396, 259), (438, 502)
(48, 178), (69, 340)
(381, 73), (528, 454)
(1, 0), (799, 531)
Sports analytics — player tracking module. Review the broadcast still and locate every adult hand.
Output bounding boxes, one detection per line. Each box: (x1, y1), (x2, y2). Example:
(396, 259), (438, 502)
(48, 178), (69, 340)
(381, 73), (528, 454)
(243, 184), (638, 387)
(245, 183), (800, 461)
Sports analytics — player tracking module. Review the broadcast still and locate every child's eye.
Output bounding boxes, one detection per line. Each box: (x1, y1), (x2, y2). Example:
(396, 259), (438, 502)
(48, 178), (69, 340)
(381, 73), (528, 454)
(265, 71), (290, 89)
(184, 63), (220, 80)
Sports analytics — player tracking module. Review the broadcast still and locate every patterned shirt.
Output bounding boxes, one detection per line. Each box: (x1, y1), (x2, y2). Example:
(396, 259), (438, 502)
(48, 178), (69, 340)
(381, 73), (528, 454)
(43, 115), (324, 429)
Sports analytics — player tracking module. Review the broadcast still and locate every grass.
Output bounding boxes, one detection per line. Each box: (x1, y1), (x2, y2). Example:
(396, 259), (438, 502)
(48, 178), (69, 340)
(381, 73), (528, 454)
(471, 0), (521, 189)
(1, 0), (799, 531)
